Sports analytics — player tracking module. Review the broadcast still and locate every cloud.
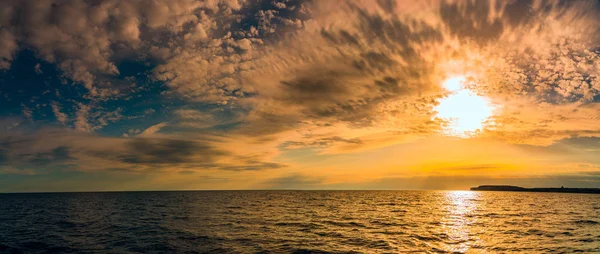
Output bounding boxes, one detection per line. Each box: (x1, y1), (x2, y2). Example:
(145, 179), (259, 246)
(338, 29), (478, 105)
(437, 164), (502, 172)
(0, 126), (285, 174)
(0, 133), (76, 173)
(5, 0), (597, 147)
(21, 104), (33, 121)
(73, 103), (124, 132)
(149, 0), (312, 104)
(481, 100), (600, 145)
(0, 0), (258, 99)
(0, 29), (17, 69)
(264, 173), (324, 189)
(117, 138), (223, 165)
(2, 0), (600, 182)
(51, 102), (68, 125)
(74, 103), (92, 132)
(139, 122), (169, 137)
(173, 109), (220, 128)
(236, 0), (600, 148)
(217, 160), (286, 171)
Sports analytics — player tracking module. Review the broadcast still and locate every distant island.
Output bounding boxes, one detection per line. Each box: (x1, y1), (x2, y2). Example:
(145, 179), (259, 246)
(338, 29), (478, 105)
(470, 185), (600, 194)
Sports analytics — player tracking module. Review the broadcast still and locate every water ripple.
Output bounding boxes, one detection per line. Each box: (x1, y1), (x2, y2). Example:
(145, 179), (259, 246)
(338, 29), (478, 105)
(0, 191), (598, 253)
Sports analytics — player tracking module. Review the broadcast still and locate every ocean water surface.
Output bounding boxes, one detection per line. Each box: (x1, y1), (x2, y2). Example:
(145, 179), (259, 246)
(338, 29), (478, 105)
(0, 191), (599, 253)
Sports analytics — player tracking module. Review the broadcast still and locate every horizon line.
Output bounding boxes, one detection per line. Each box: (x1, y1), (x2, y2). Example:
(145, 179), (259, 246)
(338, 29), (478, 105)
(2, 187), (599, 194)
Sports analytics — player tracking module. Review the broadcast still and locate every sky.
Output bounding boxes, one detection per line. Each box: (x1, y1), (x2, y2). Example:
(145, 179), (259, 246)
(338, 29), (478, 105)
(1, 0), (600, 192)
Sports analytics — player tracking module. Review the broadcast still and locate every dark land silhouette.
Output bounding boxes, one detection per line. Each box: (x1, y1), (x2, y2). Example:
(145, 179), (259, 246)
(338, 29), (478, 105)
(470, 185), (600, 194)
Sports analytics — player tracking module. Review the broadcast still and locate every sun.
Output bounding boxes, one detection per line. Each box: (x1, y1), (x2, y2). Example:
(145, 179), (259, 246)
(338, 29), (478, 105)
(436, 76), (495, 137)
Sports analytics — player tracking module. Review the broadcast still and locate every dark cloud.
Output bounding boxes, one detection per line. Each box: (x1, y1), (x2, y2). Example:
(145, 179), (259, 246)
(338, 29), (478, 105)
(27, 146), (74, 166)
(264, 173), (323, 189)
(235, 1), (448, 139)
(280, 70), (354, 105)
(0, 127), (285, 174)
(276, 69), (387, 125)
(95, 137), (286, 171)
(217, 160), (286, 171)
(197, 175), (229, 182)
(0, 148), (7, 165)
(440, 0), (505, 44)
(232, 0), (312, 40)
(118, 138), (224, 164)
(0, 133), (75, 173)
(437, 164), (502, 172)
(282, 136), (362, 149)
(439, 0), (597, 44)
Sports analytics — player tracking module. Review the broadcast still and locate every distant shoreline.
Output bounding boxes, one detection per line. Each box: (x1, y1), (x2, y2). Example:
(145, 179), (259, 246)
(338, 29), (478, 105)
(1, 188), (599, 194)
(470, 185), (600, 194)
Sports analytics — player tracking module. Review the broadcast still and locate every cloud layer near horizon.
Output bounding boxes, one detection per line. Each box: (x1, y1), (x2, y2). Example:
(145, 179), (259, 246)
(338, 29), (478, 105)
(1, 0), (600, 190)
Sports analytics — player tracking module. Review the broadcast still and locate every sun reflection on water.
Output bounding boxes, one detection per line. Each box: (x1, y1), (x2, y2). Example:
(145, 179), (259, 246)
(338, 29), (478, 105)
(442, 191), (482, 253)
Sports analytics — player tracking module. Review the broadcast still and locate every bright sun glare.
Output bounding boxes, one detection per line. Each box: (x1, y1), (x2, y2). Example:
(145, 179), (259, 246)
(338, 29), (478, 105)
(436, 76), (495, 137)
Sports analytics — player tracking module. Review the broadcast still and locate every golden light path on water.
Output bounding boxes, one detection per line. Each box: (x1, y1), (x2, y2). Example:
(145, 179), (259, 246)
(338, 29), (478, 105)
(436, 76), (495, 137)
(442, 191), (482, 253)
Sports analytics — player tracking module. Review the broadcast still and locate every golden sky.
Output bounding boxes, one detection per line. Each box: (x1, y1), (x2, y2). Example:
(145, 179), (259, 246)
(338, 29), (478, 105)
(0, 0), (599, 191)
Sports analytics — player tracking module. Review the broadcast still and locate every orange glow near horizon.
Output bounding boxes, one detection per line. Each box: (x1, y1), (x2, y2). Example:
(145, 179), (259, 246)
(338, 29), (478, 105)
(0, 0), (599, 193)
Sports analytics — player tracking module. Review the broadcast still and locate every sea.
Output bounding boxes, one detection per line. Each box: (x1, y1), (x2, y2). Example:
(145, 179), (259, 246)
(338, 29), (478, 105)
(0, 191), (598, 253)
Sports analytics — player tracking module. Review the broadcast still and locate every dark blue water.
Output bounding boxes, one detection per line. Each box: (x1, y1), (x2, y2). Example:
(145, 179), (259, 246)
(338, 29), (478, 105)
(0, 191), (599, 253)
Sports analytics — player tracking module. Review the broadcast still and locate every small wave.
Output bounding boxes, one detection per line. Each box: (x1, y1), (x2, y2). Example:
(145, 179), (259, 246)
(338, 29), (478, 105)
(57, 220), (78, 229)
(429, 247), (447, 253)
(482, 212), (500, 217)
(375, 230), (405, 236)
(321, 220), (367, 228)
(435, 233), (449, 240)
(412, 234), (441, 242)
(357, 209), (377, 212)
(175, 233), (210, 242)
(291, 248), (348, 254)
(17, 241), (78, 253)
(274, 222), (324, 229)
(577, 238), (595, 243)
(314, 231), (344, 237)
(0, 243), (21, 253)
(343, 238), (393, 250)
(375, 202), (397, 206)
(369, 220), (403, 227)
(503, 229), (524, 236)
(574, 220), (598, 225)
(127, 243), (176, 253)
(44, 246), (79, 253)
(19, 241), (49, 250)
(138, 216), (161, 222)
(1, 190), (598, 253)
(526, 229), (544, 236)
